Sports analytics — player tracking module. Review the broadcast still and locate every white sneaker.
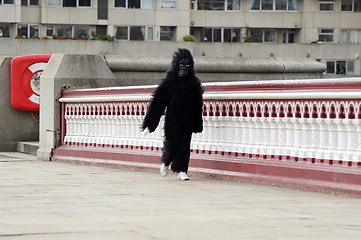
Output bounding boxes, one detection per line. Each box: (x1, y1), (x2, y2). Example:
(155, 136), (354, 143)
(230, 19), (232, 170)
(160, 163), (169, 176)
(178, 171), (190, 181)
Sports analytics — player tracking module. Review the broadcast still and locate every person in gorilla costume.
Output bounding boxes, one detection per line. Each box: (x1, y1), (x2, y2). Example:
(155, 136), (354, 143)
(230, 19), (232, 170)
(142, 48), (204, 181)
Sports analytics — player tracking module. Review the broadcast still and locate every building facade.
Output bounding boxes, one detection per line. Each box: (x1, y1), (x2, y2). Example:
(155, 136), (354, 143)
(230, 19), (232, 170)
(0, 0), (361, 75)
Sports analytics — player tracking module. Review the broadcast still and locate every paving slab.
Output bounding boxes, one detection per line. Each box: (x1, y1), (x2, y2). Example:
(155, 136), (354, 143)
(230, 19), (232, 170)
(0, 152), (361, 240)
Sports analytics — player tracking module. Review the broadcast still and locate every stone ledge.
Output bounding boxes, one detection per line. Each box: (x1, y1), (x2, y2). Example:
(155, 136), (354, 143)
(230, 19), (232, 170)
(105, 55), (326, 73)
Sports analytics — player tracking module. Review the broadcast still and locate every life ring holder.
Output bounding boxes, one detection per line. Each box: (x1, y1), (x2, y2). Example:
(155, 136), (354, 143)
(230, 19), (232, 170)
(11, 55), (51, 112)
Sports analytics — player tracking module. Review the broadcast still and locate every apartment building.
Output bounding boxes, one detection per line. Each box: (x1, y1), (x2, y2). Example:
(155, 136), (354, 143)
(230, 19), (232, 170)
(0, 0), (361, 75)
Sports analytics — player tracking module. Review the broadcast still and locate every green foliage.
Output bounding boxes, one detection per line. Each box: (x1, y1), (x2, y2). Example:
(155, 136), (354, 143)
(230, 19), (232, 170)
(183, 35), (197, 42)
(96, 35), (114, 41)
(243, 36), (254, 42)
(242, 26), (253, 43)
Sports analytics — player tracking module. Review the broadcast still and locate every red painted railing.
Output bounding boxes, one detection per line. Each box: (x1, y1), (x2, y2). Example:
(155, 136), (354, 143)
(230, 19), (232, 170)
(53, 78), (361, 195)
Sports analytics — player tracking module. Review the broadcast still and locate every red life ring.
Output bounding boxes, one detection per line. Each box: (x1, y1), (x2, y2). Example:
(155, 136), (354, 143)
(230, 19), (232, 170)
(11, 54), (51, 111)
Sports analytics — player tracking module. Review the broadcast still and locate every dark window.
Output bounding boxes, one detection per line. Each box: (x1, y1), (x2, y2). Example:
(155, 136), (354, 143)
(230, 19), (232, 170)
(355, 0), (361, 11)
(115, 0), (126, 7)
(115, 27), (128, 40)
(276, 0), (287, 10)
(56, 25), (72, 38)
(214, 28), (222, 42)
(160, 26), (175, 41)
(204, 28), (212, 42)
(249, 28), (263, 42)
(249, 0), (260, 10)
(326, 60), (354, 75)
(319, 0), (334, 11)
(341, 0), (361, 11)
(224, 29), (232, 42)
(0, 24), (10, 38)
(96, 26), (107, 36)
(326, 61), (335, 74)
(283, 29), (295, 43)
(98, 0), (108, 19)
(262, 0), (273, 10)
(63, 0), (76, 7)
(318, 29), (334, 42)
(128, 0), (140, 8)
(79, 0), (91, 6)
(341, 0), (353, 11)
(197, 0), (225, 10)
(130, 27), (144, 40)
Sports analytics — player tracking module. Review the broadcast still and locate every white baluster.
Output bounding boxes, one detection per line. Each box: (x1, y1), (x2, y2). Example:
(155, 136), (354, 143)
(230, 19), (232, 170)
(283, 118), (294, 158)
(353, 119), (361, 163)
(345, 119), (356, 162)
(241, 117), (250, 154)
(290, 118), (302, 158)
(316, 118), (328, 160)
(300, 119), (311, 159)
(277, 118), (286, 158)
(336, 119), (348, 161)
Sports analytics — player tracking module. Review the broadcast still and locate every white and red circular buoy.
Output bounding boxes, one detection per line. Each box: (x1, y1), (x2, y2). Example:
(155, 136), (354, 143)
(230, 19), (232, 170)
(11, 54), (51, 111)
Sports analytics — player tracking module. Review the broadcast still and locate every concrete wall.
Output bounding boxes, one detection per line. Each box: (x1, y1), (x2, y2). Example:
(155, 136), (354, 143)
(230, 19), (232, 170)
(0, 39), (358, 75)
(105, 55), (326, 86)
(0, 56), (39, 151)
(37, 54), (117, 160)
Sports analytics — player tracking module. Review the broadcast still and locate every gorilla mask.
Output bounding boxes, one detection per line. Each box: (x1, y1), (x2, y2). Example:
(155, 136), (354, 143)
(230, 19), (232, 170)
(167, 48), (195, 80)
(178, 58), (190, 78)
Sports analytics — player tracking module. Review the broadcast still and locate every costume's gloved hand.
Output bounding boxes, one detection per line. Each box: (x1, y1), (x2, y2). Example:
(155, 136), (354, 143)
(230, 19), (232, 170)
(142, 127), (150, 136)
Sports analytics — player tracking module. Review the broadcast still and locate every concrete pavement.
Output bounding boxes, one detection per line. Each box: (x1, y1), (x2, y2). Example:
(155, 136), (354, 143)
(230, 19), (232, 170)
(1, 152), (361, 240)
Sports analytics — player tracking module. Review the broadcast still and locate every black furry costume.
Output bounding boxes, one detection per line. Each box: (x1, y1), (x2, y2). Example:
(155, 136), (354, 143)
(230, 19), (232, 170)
(142, 48), (204, 173)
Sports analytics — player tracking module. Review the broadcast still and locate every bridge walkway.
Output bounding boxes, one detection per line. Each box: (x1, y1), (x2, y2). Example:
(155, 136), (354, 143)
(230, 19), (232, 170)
(1, 152), (360, 240)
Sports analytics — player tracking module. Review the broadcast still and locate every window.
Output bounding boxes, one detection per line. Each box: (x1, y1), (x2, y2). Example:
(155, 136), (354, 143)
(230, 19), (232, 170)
(248, 0), (300, 11)
(46, 25), (91, 38)
(190, 27), (202, 41)
(17, 24), (39, 38)
(326, 60), (355, 75)
(74, 25), (91, 37)
(128, 0), (140, 8)
(283, 29), (295, 43)
(340, 29), (361, 43)
(21, 0), (39, 6)
(55, 25), (72, 38)
(47, 0), (91, 7)
(1, 0), (14, 4)
(201, 27), (241, 42)
(46, 26), (55, 37)
(79, 0), (91, 6)
(249, 28), (277, 43)
(160, 26), (175, 41)
(115, 26), (154, 41)
(161, 0), (176, 8)
(0, 24), (11, 38)
(115, 27), (128, 40)
(114, 0), (154, 8)
(197, 0), (241, 10)
(341, 0), (361, 12)
(142, 0), (154, 8)
(319, 0), (334, 11)
(0, 0), (14, 4)
(318, 29), (334, 42)
(48, 0), (61, 6)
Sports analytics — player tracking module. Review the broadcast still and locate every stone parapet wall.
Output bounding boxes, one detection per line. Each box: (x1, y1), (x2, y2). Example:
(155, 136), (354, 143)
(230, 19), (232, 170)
(105, 55), (326, 86)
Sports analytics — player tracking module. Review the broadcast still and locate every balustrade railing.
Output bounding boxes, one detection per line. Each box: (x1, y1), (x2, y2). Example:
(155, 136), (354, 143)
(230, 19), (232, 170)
(59, 78), (361, 167)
